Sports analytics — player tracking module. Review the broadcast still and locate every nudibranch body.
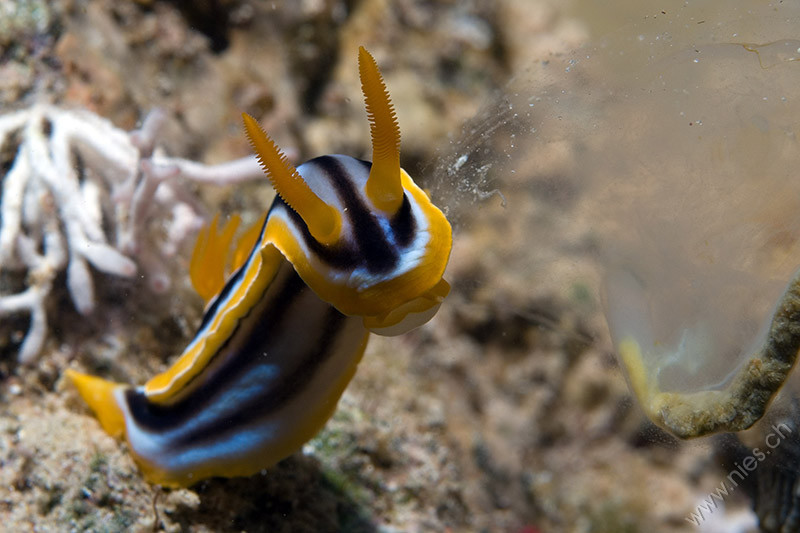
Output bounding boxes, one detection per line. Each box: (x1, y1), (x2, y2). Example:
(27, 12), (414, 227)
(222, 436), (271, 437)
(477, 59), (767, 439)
(66, 47), (452, 487)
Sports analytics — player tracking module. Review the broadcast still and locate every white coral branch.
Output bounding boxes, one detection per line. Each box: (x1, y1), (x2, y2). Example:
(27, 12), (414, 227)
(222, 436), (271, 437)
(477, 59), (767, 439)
(0, 105), (267, 363)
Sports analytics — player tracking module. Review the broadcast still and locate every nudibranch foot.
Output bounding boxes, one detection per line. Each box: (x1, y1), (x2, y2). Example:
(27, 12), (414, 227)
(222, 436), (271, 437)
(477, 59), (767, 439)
(67, 47), (452, 486)
(618, 270), (800, 438)
(66, 369), (126, 438)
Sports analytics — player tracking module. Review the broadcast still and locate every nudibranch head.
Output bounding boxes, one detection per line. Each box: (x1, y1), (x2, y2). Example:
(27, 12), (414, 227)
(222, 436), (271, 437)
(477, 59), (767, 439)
(244, 47), (452, 333)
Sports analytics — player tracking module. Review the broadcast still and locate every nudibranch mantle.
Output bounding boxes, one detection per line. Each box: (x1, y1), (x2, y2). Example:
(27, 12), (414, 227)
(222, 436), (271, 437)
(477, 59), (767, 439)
(67, 47), (452, 487)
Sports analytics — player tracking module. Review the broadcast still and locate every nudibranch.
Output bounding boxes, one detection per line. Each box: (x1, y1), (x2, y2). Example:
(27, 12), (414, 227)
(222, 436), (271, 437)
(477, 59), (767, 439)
(66, 47), (452, 487)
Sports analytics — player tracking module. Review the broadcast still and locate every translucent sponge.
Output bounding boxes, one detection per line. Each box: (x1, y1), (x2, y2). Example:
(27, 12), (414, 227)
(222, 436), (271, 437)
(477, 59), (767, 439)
(434, 3), (800, 438)
(591, 18), (800, 437)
